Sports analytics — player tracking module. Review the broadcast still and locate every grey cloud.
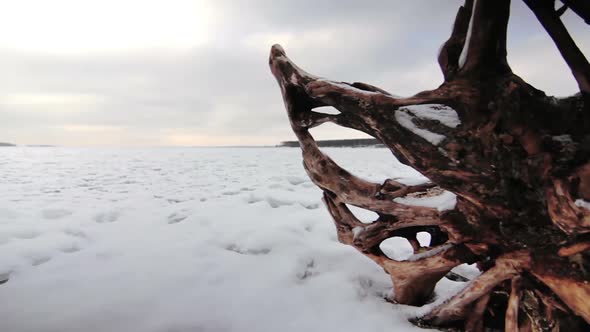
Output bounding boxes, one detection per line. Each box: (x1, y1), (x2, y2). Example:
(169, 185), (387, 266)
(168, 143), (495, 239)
(0, 0), (588, 146)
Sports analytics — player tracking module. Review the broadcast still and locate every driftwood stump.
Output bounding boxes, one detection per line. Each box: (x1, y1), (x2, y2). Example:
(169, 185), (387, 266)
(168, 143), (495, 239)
(270, 0), (590, 330)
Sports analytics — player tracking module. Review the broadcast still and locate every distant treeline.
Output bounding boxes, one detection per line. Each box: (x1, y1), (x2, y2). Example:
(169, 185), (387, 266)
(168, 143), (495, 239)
(0, 143), (55, 147)
(278, 138), (384, 148)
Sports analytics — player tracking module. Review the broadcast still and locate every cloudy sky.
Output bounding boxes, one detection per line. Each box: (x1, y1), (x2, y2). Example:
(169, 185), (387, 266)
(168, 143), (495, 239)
(1, 0), (588, 146)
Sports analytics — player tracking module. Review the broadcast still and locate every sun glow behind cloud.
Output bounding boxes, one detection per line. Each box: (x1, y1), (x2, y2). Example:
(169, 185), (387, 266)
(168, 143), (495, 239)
(1, 93), (102, 107)
(0, 0), (215, 54)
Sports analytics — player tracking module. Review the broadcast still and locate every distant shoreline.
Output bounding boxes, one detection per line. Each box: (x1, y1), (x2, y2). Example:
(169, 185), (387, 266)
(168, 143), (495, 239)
(0, 141), (385, 148)
(278, 138), (384, 148)
(0, 143), (55, 147)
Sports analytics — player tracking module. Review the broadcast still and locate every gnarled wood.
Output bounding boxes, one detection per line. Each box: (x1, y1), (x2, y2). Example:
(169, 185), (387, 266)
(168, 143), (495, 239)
(419, 251), (529, 325)
(269, 0), (590, 330)
(505, 277), (521, 332)
(323, 192), (472, 305)
(464, 293), (490, 332)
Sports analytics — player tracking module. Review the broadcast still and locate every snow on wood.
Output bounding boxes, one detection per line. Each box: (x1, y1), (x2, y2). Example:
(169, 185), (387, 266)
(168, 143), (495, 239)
(394, 191), (457, 212)
(400, 104), (461, 128)
(575, 199), (590, 211)
(458, 0), (477, 69)
(394, 109), (447, 145)
(352, 226), (365, 239)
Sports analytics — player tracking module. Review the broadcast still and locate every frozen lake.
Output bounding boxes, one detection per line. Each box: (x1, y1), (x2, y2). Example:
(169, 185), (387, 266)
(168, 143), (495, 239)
(0, 147), (467, 332)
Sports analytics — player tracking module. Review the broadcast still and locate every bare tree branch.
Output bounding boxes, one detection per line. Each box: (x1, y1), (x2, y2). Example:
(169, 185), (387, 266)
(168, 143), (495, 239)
(560, 0), (590, 24)
(505, 277), (521, 332)
(459, 0), (512, 75)
(524, 0), (590, 95)
(438, 0), (474, 80)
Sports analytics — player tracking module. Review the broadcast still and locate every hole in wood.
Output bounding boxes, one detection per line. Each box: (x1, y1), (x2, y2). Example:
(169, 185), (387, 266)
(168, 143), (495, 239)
(312, 106), (341, 115)
(417, 231), (432, 247)
(346, 204), (379, 224)
(380, 237), (414, 261)
(308, 125), (425, 184)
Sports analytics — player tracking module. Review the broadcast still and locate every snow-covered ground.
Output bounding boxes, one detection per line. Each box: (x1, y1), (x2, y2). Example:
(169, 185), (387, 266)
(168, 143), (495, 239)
(0, 147), (474, 332)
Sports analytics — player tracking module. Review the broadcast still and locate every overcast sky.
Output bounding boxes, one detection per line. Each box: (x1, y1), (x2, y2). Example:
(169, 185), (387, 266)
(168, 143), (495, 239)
(1, 0), (588, 146)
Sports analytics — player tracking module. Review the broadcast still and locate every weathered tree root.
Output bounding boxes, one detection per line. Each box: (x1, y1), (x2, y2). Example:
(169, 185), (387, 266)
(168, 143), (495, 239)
(270, 0), (590, 330)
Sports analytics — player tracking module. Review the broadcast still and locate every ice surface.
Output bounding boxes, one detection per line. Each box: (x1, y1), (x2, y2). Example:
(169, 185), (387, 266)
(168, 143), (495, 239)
(0, 147), (466, 332)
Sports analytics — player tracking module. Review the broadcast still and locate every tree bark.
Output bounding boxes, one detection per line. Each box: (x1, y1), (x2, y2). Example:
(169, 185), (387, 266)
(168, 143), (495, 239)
(269, 0), (590, 330)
